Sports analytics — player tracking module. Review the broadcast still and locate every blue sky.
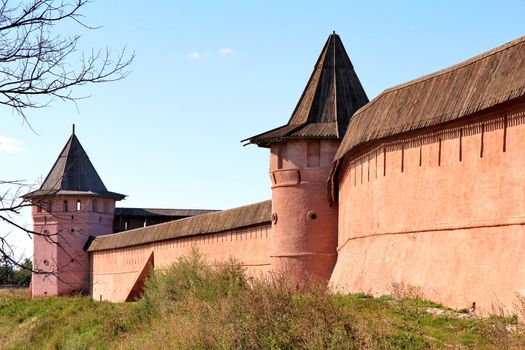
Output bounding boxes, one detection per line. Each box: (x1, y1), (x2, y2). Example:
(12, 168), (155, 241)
(2, 0), (524, 257)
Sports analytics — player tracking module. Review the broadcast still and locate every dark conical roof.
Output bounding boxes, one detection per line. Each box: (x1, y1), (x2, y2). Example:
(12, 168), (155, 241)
(243, 32), (369, 147)
(23, 128), (125, 200)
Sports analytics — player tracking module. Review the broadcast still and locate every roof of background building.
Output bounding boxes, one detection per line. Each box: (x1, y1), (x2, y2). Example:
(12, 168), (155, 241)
(23, 127), (125, 200)
(87, 200), (271, 251)
(114, 207), (218, 217)
(243, 32), (368, 147)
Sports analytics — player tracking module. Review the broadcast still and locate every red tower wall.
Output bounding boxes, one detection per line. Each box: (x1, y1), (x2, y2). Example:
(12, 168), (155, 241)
(32, 196), (115, 296)
(330, 104), (525, 313)
(91, 223), (272, 302)
(269, 139), (339, 283)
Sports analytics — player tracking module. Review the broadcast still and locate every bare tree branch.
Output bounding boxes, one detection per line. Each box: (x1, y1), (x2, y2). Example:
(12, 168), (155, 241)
(0, 0), (133, 284)
(0, 0), (134, 121)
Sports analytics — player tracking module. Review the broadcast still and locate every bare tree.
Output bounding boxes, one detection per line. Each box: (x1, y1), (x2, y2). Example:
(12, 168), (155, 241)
(0, 0), (133, 280)
(1, 181), (45, 276)
(0, 0), (133, 120)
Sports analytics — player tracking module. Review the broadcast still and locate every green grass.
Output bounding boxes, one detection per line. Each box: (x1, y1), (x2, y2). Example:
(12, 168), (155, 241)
(0, 289), (142, 349)
(1, 251), (525, 349)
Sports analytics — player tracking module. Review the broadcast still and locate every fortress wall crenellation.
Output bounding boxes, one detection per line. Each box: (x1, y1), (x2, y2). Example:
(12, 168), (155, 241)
(339, 110), (525, 193)
(330, 103), (525, 312)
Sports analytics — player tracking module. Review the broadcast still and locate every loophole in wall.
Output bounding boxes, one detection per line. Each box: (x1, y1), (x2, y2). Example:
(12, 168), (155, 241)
(272, 212), (278, 225)
(307, 211), (317, 221)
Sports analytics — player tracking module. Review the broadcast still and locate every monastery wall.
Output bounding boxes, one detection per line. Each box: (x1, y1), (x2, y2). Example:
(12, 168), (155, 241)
(91, 223), (272, 302)
(331, 105), (525, 312)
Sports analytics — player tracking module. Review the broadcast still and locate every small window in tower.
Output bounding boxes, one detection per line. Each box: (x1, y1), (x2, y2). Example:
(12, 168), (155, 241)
(92, 199), (98, 212)
(103, 201), (109, 213)
(36, 205), (42, 213)
(63, 200), (68, 212)
(76, 200), (81, 212)
(276, 144), (283, 169)
(307, 140), (321, 168)
(46, 201), (52, 213)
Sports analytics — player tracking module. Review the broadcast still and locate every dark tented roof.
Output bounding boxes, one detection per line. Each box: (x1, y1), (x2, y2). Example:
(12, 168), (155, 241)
(23, 130), (125, 200)
(87, 200), (271, 252)
(114, 207), (219, 217)
(329, 35), (525, 203)
(243, 32), (368, 147)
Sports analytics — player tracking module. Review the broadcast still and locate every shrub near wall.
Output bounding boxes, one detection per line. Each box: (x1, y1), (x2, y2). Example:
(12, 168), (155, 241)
(127, 250), (525, 349)
(134, 249), (360, 349)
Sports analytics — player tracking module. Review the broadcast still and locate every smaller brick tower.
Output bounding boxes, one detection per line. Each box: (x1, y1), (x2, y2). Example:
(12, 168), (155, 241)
(23, 126), (125, 296)
(244, 32), (368, 284)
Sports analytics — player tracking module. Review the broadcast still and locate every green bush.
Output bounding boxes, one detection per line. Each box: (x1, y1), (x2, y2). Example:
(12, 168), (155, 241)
(132, 249), (360, 349)
(3, 250), (525, 349)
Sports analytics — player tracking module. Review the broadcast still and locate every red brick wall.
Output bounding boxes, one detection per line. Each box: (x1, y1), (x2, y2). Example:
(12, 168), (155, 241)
(91, 224), (271, 302)
(331, 104), (525, 313)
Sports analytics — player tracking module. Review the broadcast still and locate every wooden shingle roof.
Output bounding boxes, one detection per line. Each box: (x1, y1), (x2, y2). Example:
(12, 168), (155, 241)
(243, 32), (368, 147)
(23, 128), (125, 200)
(334, 35), (525, 162)
(114, 207), (218, 218)
(329, 35), (525, 202)
(87, 200), (271, 251)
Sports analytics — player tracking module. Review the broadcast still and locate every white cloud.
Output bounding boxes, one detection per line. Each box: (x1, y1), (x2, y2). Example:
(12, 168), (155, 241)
(186, 49), (234, 60)
(218, 48), (235, 57)
(186, 52), (203, 60)
(0, 135), (23, 154)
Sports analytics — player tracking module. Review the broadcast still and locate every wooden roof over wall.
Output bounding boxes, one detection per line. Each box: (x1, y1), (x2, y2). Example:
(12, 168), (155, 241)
(334, 35), (525, 162)
(114, 207), (218, 218)
(244, 32), (368, 147)
(87, 200), (271, 252)
(329, 35), (525, 202)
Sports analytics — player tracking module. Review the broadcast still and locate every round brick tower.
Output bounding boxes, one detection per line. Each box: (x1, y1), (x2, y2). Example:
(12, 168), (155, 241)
(23, 126), (125, 297)
(268, 139), (341, 282)
(244, 32), (369, 284)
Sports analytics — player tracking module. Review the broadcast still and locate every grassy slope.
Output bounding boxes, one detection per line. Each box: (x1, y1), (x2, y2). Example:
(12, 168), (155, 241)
(1, 253), (524, 350)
